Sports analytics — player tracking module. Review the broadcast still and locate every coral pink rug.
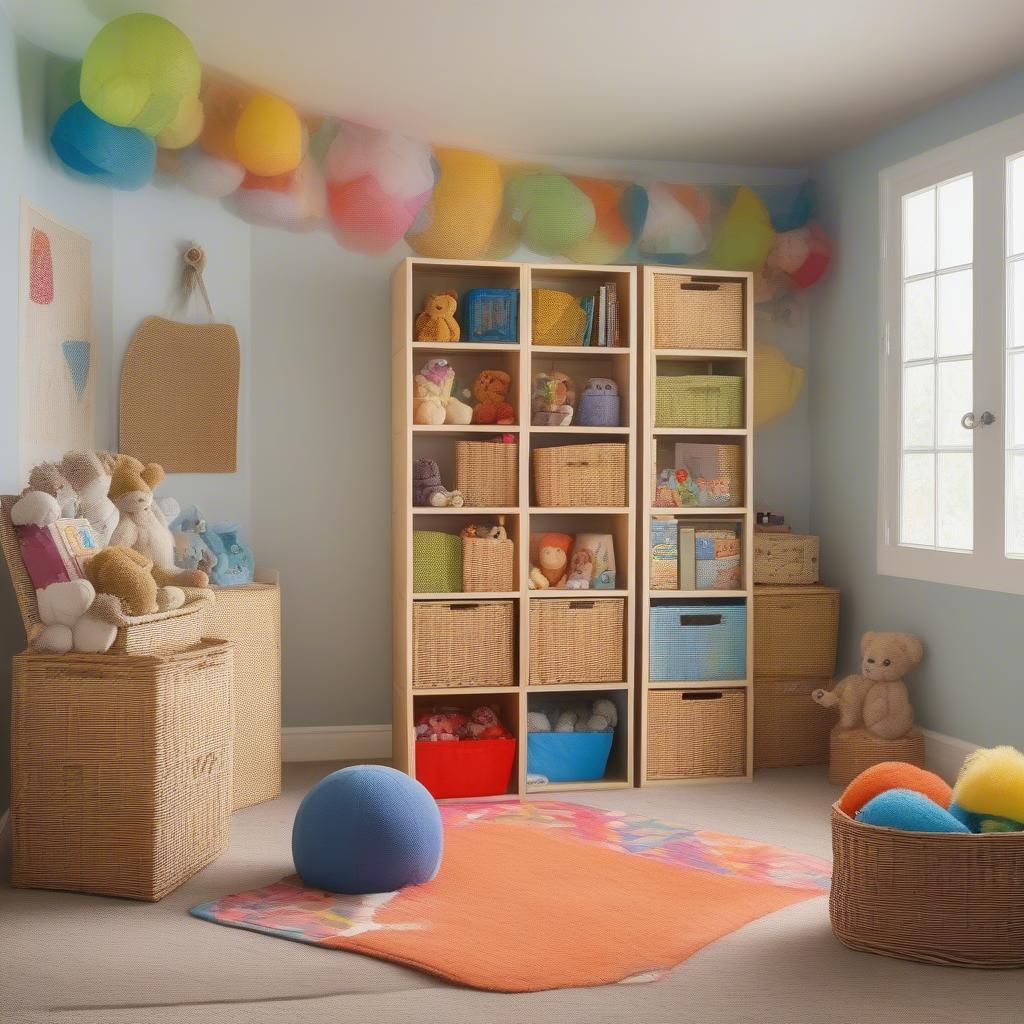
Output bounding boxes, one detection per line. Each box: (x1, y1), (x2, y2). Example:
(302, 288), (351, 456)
(192, 800), (830, 992)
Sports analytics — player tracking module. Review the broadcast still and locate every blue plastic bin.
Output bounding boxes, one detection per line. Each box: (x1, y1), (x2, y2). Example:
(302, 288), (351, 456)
(462, 288), (518, 342)
(527, 731), (614, 782)
(649, 602), (746, 682)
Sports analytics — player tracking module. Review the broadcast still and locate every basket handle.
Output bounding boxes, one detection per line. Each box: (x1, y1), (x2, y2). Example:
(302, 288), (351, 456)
(449, 603), (481, 611)
(679, 282), (720, 292)
(565, 460), (592, 468)
(681, 691), (723, 701)
(679, 614), (722, 626)
(568, 601), (595, 610)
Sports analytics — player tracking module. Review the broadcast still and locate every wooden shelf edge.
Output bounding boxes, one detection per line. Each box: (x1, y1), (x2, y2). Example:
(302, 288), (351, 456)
(526, 779), (632, 794)
(412, 686), (520, 696)
(526, 681), (630, 692)
(645, 679), (751, 690)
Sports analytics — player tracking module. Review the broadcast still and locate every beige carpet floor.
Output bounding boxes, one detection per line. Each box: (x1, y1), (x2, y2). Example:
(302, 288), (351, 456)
(1, 763), (1018, 1024)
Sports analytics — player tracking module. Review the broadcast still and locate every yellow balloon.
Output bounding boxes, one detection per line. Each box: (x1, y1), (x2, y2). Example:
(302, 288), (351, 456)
(754, 342), (805, 427)
(156, 95), (204, 149)
(234, 94), (303, 177)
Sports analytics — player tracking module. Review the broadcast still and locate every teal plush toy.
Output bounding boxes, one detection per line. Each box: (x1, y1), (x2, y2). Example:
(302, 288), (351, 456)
(949, 746), (1024, 833)
(169, 504), (218, 576)
(206, 523), (255, 587)
(856, 788), (970, 834)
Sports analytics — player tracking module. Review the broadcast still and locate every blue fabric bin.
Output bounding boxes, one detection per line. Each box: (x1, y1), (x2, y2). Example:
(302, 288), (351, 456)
(649, 602), (746, 682)
(462, 288), (518, 342)
(527, 731), (614, 782)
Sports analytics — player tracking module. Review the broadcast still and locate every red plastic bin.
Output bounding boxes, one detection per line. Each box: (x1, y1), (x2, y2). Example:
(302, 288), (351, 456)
(415, 738), (517, 799)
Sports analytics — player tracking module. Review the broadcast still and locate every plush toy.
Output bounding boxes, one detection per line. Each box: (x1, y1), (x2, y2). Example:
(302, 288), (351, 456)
(108, 457), (208, 588)
(949, 746), (1024, 833)
(460, 517), (507, 542)
(444, 378), (474, 425)
(528, 532), (573, 589)
(33, 579), (117, 654)
(531, 371), (575, 426)
(471, 369), (515, 425)
(60, 450), (119, 546)
(413, 358), (455, 425)
(84, 545), (185, 617)
(413, 458), (464, 507)
(465, 705), (512, 740)
(414, 708), (468, 741)
(205, 522), (255, 586)
(10, 490), (61, 528)
(565, 547), (594, 590)
(839, 761), (952, 818)
(856, 789), (970, 834)
(528, 698), (617, 734)
(812, 632), (922, 740)
(414, 291), (460, 343)
(526, 711), (552, 732)
(169, 505), (219, 575)
(28, 462), (79, 518)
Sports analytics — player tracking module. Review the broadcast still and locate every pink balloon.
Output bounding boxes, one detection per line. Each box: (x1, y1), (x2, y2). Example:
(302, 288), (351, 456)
(327, 174), (429, 253)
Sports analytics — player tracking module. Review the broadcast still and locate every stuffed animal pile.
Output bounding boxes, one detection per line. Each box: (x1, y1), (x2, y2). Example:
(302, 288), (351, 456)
(527, 698), (618, 735)
(528, 532), (616, 590)
(415, 705), (513, 742)
(411, 359), (516, 426)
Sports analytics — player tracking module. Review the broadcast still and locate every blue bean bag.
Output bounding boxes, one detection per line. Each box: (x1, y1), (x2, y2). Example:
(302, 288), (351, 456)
(291, 764), (443, 894)
(855, 788), (970, 834)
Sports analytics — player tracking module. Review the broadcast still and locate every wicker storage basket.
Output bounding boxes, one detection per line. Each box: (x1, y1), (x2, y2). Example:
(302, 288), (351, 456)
(0, 495), (215, 656)
(829, 727), (925, 787)
(462, 535), (514, 592)
(753, 677), (835, 768)
(649, 602), (747, 682)
(532, 443), (627, 507)
(652, 275), (745, 350)
(662, 442), (744, 507)
(830, 804), (1024, 968)
(753, 585), (839, 678)
(647, 688), (747, 780)
(412, 600), (514, 688)
(455, 441), (517, 507)
(529, 598), (624, 684)
(754, 533), (820, 585)
(655, 375), (744, 428)
(11, 640), (234, 901)
(207, 570), (281, 810)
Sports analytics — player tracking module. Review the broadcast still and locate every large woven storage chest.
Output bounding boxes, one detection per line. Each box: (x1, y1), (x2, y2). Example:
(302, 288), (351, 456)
(532, 444), (627, 507)
(649, 602), (747, 682)
(753, 677), (834, 768)
(11, 640), (234, 901)
(753, 585), (839, 678)
(530, 598), (624, 684)
(647, 688), (747, 779)
(652, 275), (745, 350)
(207, 570), (282, 810)
(413, 600), (515, 688)
(455, 441), (517, 507)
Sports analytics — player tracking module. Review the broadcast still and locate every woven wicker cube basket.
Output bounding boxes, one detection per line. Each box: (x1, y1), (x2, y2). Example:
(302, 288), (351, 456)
(529, 598), (624, 684)
(753, 677), (835, 768)
(462, 536), (514, 592)
(11, 640), (234, 901)
(753, 585), (839, 678)
(413, 600), (514, 688)
(831, 805), (1024, 968)
(652, 275), (745, 350)
(455, 441), (517, 507)
(647, 688), (747, 779)
(532, 444), (627, 507)
(655, 375), (743, 429)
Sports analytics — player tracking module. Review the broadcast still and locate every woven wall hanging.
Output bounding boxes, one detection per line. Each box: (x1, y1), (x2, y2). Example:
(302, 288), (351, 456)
(119, 245), (239, 472)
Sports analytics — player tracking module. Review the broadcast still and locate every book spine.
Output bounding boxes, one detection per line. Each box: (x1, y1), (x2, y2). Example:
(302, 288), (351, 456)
(607, 282), (618, 347)
(597, 286), (606, 347)
(678, 527), (696, 590)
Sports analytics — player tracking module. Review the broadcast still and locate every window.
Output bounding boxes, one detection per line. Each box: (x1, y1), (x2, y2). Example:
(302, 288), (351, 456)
(880, 114), (1024, 594)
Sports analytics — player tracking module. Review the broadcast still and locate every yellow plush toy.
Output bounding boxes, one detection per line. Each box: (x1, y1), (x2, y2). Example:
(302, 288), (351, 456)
(84, 546), (184, 617)
(950, 746), (1024, 833)
(414, 291), (460, 343)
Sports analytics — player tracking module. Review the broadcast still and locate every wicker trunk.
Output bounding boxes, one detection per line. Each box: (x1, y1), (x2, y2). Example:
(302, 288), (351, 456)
(753, 677), (835, 768)
(11, 640), (234, 901)
(207, 570), (282, 810)
(753, 584), (839, 678)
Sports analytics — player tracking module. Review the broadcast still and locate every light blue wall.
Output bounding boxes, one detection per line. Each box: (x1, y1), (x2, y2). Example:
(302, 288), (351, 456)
(811, 70), (1024, 749)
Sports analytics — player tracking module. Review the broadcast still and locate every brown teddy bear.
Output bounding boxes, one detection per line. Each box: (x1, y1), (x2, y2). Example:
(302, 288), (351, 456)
(414, 291), (460, 343)
(812, 631), (923, 740)
(471, 369), (515, 425)
(84, 546), (185, 617)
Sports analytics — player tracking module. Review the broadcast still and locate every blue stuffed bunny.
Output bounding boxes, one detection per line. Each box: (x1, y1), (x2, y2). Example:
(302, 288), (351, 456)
(205, 523), (255, 586)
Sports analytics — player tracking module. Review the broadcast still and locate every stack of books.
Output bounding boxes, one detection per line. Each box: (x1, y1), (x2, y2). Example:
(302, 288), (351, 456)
(580, 281), (621, 346)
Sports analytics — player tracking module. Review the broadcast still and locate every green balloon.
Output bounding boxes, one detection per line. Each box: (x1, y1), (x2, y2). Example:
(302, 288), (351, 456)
(506, 173), (595, 256)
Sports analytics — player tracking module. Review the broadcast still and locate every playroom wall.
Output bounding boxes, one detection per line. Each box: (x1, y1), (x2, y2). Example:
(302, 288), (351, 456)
(811, 68), (1024, 750)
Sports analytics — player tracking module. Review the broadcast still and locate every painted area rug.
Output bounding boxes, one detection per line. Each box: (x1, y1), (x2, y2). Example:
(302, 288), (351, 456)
(191, 801), (830, 992)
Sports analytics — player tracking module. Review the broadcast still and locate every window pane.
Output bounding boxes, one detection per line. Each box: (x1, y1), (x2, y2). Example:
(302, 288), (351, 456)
(1011, 261), (1024, 350)
(1011, 351), (1024, 448)
(937, 269), (972, 356)
(903, 364), (934, 447)
(937, 176), (972, 269)
(903, 277), (935, 360)
(937, 452), (973, 550)
(1010, 155), (1024, 257)
(904, 189), (936, 277)
(902, 453), (935, 545)
(1009, 454), (1024, 557)
(936, 359), (973, 448)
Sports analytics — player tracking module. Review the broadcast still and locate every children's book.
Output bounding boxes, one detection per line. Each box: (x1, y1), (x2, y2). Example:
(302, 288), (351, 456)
(606, 282), (618, 346)
(16, 518), (99, 590)
(580, 295), (594, 346)
(597, 286), (606, 346)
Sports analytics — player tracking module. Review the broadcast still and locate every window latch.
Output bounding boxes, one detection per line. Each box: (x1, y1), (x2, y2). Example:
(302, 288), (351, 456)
(960, 411), (995, 430)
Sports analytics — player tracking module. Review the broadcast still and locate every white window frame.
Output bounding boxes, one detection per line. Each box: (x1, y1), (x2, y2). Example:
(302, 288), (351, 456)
(879, 112), (1024, 596)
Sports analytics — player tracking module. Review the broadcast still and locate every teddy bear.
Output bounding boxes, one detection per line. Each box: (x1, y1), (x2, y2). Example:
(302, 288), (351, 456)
(84, 546), (186, 617)
(413, 459), (464, 507)
(528, 532), (572, 589)
(32, 579), (118, 653)
(414, 291), (460, 343)
(812, 631), (923, 740)
(107, 457), (208, 588)
(412, 358), (455, 426)
(60, 450), (119, 546)
(471, 369), (515, 425)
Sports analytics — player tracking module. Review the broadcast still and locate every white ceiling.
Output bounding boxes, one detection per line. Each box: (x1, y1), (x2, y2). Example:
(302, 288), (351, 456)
(6, 0), (1024, 167)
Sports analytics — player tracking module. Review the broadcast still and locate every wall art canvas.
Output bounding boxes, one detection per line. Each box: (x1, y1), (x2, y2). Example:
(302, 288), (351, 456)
(18, 200), (95, 481)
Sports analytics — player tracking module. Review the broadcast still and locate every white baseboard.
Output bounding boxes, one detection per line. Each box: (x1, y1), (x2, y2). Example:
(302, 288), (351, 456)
(922, 729), (978, 783)
(282, 725), (392, 763)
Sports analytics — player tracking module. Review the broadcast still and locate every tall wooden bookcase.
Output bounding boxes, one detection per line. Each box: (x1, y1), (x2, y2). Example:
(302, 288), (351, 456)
(392, 257), (638, 796)
(637, 267), (755, 785)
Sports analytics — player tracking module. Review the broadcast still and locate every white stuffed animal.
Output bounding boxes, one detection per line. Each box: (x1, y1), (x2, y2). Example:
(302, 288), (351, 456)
(11, 490), (61, 527)
(60, 450), (119, 547)
(34, 580), (117, 654)
(526, 711), (551, 732)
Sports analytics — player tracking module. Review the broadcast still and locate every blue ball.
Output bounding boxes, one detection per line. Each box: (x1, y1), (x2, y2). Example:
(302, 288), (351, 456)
(291, 765), (443, 894)
(856, 788), (971, 834)
(50, 101), (155, 191)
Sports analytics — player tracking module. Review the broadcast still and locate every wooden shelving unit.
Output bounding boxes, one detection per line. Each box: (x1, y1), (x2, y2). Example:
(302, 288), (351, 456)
(637, 267), (755, 786)
(392, 257), (637, 797)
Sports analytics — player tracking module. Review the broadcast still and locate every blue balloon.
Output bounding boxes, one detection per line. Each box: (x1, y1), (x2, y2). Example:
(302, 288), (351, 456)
(761, 182), (816, 233)
(50, 101), (155, 190)
(292, 764), (443, 894)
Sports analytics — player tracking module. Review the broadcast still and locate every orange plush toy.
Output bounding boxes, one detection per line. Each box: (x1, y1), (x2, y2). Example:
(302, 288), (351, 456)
(471, 369), (515, 425)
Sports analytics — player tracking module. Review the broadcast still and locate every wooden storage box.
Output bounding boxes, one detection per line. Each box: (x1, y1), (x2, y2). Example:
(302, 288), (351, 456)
(529, 598), (624, 684)
(412, 600), (514, 688)
(462, 536), (514, 592)
(831, 805), (1024, 968)
(455, 441), (517, 507)
(653, 275), (745, 350)
(754, 532), (820, 585)
(829, 727), (925, 787)
(11, 640), (234, 901)
(655, 375), (743, 428)
(207, 569), (282, 810)
(753, 585), (839, 678)
(753, 677), (834, 768)
(647, 688), (747, 780)
(532, 443), (628, 507)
